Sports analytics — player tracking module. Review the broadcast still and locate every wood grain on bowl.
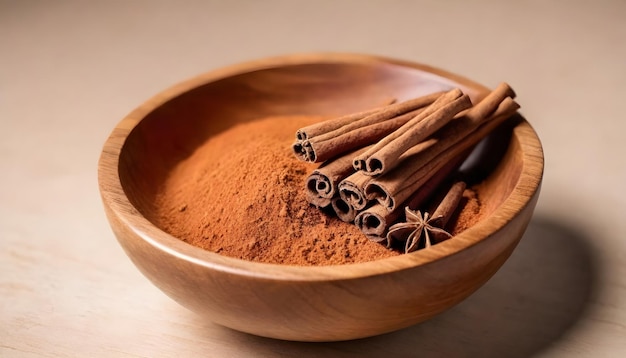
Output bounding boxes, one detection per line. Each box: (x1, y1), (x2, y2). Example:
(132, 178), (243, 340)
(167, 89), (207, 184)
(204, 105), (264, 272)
(98, 53), (543, 341)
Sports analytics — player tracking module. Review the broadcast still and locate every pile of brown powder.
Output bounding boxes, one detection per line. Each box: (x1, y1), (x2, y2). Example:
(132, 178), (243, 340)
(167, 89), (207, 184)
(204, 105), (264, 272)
(154, 115), (482, 266)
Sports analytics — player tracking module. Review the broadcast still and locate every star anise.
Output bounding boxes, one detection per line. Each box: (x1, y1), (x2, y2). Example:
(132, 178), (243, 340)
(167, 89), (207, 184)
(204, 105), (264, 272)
(386, 207), (452, 253)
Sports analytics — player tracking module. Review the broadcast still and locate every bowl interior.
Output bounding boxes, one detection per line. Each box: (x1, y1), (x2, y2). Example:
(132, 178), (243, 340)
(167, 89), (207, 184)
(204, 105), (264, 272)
(113, 55), (538, 273)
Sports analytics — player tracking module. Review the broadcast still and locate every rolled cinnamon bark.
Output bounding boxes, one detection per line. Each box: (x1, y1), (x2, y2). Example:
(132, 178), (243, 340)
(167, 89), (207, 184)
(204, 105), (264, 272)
(305, 190), (332, 208)
(464, 82), (516, 122)
(305, 147), (368, 208)
(331, 196), (358, 223)
(354, 89), (472, 175)
(295, 98), (397, 141)
(337, 171), (372, 211)
(353, 204), (389, 243)
(430, 181), (466, 230)
(365, 97), (520, 212)
(295, 108), (382, 141)
(293, 92), (444, 162)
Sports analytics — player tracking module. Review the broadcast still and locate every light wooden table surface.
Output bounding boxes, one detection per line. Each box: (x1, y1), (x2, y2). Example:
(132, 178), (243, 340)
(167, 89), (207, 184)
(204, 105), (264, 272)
(2, 1), (625, 357)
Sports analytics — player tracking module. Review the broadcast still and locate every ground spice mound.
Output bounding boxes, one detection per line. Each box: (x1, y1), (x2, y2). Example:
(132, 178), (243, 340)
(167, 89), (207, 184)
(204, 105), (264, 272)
(449, 187), (482, 236)
(154, 115), (483, 266)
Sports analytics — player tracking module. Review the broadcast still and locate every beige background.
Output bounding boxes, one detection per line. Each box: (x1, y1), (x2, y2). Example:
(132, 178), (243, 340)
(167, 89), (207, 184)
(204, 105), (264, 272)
(1, 0), (625, 356)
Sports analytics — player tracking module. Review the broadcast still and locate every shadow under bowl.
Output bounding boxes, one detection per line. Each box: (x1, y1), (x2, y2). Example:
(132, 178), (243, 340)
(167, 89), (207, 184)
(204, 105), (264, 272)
(98, 53), (544, 342)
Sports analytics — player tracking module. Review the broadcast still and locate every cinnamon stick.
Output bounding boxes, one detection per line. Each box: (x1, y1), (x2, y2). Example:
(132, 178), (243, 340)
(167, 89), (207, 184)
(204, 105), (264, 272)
(296, 109), (379, 143)
(331, 196), (358, 223)
(305, 190), (332, 208)
(465, 82), (516, 122)
(430, 181), (466, 231)
(292, 92), (444, 162)
(353, 204), (390, 242)
(337, 171), (372, 211)
(365, 96), (520, 212)
(354, 151), (467, 242)
(354, 89), (472, 175)
(305, 147), (367, 208)
(295, 98), (397, 141)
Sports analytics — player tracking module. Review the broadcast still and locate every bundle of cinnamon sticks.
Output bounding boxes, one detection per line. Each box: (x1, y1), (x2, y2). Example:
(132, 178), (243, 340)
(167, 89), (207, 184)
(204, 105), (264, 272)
(293, 83), (519, 252)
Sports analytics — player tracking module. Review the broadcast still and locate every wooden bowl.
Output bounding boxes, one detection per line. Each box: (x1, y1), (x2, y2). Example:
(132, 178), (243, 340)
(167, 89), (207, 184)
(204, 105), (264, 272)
(98, 53), (543, 341)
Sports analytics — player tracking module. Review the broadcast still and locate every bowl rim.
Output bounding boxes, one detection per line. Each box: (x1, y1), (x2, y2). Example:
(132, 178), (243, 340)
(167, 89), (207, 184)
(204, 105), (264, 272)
(98, 52), (544, 281)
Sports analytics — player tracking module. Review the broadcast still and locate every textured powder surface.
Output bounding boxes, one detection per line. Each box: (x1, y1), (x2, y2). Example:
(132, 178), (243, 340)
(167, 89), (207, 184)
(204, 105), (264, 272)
(450, 188), (482, 236)
(153, 115), (483, 266)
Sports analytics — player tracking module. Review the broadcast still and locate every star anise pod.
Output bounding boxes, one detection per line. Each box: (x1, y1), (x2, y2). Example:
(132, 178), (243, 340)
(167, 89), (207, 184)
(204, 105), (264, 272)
(386, 207), (452, 253)
(386, 180), (467, 253)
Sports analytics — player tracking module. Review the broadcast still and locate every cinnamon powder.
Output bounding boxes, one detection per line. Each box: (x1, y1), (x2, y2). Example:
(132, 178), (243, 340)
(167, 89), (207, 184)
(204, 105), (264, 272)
(153, 115), (483, 266)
